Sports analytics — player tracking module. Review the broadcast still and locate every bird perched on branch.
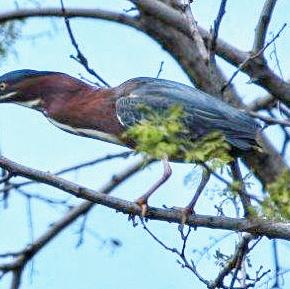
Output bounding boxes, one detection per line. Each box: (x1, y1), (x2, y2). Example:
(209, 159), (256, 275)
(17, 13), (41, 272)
(0, 70), (261, 217)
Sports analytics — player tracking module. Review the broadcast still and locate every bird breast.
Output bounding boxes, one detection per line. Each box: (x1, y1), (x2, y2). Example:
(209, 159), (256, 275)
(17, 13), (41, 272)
(43, 88), (124, 145)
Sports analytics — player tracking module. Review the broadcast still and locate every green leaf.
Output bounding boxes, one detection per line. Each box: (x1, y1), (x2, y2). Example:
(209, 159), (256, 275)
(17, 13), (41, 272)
(123, 104), (232, 166)
(262, 170), (290, 220)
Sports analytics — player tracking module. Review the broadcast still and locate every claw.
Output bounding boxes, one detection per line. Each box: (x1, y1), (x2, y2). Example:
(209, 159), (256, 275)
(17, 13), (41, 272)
(135, 197), (148, 217)
(140, 203), (148, 217)
(180, 207), (195, 225)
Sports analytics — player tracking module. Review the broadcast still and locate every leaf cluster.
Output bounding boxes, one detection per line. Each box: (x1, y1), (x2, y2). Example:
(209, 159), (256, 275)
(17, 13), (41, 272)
(262, 170), (290, 220)
(124, 104), (232, 167)
(0, 22), (22, 61)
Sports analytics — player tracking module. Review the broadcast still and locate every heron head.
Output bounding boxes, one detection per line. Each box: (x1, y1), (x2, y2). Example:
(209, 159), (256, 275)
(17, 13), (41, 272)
(0, 69), (89, 111)
(0, 70), (61, 109)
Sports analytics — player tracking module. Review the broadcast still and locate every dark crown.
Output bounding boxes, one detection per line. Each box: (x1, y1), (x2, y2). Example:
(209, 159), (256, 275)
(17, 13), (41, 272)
(0, 70), (59, 84)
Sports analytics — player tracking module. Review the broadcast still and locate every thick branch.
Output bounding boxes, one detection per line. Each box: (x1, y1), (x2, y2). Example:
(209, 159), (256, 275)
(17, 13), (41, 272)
(0, 8), (141, 29)
(1, 156), (290, 241)
(253, 0), (278, 53)
(198, 26), (290, 107)
(136, 4), (288, 186)
(133, 0), (290, 106)
(248, 94), (276, 111)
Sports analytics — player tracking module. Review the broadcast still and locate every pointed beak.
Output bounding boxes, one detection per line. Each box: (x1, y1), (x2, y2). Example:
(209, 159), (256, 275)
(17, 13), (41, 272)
(0, 91), (18, 103)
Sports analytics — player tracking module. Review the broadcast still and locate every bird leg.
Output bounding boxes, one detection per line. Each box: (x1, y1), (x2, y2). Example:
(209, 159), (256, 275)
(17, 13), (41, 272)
(230, 159), (251, 217)
(135, 157), (172, 216)
(181, 168), (210, 224)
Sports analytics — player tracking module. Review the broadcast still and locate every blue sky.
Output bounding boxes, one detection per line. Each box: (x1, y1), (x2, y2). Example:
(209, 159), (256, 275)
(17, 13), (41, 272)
(0, 1), (289, 288)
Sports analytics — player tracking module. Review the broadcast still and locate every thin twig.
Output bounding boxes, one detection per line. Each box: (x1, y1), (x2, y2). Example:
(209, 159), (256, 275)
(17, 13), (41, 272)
(0, 158), (146, 286)
(16, 188), (71, 208)
(60, 0), (110, 87)
(272, 239), (281, 288)
(266, 109), (290, 156)
(140, 218), (210, 286)
(210, 234), (255, 289)
(75, 213), (89, 247)
(209, 0), (227, 56)
(222, 23), (287, 92)
(269, 31), (284, 79)
(246, 111), (290, 127)
(156, 61), (164, 78)
(0, 151), (132, 193)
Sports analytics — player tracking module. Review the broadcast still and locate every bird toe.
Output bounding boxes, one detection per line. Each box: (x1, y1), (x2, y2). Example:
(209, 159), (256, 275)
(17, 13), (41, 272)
(135, 197), (149, 217)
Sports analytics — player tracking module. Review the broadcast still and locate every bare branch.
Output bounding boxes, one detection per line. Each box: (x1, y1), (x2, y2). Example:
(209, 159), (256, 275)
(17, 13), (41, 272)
(0, 157), (145, 285)
(60, 0), (110, 87)
(253, 0), (278, 53)
(0, 8), (141, 29)
(248, 95), (276, 111)
(156, 61), (164, 78)
(198, 26), (290, 107)
(246, 111), (290, 127)
(210, 234), (256, 289)
(222, 23), (287, 93)
(0, 156), (290, 240)
(140, 219), (210, 287)
(209, 0), (227, 56)
(0, 151), (131, 193)
(180, 0), (209, 63)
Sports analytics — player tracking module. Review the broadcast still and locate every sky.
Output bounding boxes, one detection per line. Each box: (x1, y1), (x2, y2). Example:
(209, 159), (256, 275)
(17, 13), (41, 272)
(0, 1), (290, 288)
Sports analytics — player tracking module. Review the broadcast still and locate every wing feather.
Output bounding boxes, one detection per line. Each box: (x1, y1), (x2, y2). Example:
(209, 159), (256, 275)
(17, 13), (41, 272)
(116, 78), (260, 151)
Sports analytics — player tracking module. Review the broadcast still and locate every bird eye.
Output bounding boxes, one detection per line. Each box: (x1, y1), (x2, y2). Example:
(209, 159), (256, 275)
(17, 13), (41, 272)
(0, 82), (6, 91)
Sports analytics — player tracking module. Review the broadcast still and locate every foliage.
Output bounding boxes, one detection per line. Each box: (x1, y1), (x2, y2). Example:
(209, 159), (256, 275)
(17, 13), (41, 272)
(0, 22), (22, 61)
(262, 170), (290, 220)
(124, 104), (233, 167)
(184, 131), (233, 168)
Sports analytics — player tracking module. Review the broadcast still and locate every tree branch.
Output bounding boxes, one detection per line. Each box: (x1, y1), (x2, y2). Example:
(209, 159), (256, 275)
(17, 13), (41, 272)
(1, 6), (289, 106)
(0, 8), (141, 29)
(209, 0), (227, 56)
(0, 157), (146, 287)
(60, 0), (111, 87)
(252, 0), (278, 53)
(247, 111), (290, 127)
(198, 25), (290, 108)
(1, 156), (290, 241)
(247, 94), (276, 111)
(210, 234), (256, 288)
(222, 23), (287, 92)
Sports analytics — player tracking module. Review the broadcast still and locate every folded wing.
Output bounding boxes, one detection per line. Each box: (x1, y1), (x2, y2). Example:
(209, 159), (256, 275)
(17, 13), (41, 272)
(116, 77), (260, 152)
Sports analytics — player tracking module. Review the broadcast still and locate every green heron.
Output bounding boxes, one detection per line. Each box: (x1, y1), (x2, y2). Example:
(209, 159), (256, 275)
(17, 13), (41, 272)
(0, 70), (261, 217)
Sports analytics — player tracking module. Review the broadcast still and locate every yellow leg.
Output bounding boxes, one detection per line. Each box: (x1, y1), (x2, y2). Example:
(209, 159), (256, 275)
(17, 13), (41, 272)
(135, 157), (172, 216)
(181, 168), (210, 224)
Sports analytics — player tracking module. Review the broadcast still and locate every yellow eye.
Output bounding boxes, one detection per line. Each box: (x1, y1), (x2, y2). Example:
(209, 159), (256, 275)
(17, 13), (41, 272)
(0, 82), (6, 91)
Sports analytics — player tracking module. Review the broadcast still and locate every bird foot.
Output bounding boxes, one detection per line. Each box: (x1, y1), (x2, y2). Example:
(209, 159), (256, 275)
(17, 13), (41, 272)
(180, 207), (196, 225)
(135, 197), (149, 217)
(166, 206), (195, 224)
